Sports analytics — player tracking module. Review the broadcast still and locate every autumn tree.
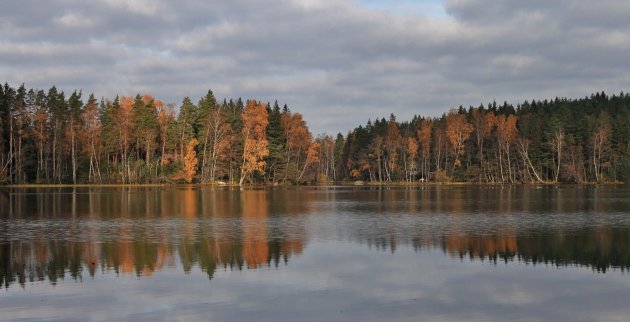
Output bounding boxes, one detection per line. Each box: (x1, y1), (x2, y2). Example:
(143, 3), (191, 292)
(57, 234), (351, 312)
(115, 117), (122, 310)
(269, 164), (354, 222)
(404, 137), (418, 182)
(280, 111), (312, 183)
(445, 110), (473, 176)
(471, 109), (496, 182)
(3, 81), (630, 185)
(183, 138), (199, 183)
(298, 140), (320, 183)
(240, 100), (269, 186)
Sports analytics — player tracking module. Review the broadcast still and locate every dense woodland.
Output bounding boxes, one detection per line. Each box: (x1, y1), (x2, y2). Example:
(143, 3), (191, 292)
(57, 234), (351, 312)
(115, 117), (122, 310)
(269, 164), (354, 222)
(1, 82), (630, 184)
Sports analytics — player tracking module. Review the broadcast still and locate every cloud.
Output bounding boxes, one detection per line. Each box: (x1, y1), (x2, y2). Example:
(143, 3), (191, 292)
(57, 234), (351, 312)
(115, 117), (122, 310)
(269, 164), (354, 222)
(102, 0), (160, 16)
(54, 13), (97, 29)
(1, 0), (629, 134)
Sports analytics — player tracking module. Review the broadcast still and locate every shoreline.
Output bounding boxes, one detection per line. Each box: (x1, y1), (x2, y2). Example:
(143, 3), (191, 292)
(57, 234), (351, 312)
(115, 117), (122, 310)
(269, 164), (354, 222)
(1, 181), (625, 188)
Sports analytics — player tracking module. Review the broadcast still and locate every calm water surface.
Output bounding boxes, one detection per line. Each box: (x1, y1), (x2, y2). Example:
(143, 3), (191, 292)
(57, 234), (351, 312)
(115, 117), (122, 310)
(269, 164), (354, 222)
(2, 186), (630, 321)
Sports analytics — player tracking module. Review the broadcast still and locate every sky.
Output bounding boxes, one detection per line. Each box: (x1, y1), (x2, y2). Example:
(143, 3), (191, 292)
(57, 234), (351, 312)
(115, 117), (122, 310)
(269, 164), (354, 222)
(1, 0), (630, 134)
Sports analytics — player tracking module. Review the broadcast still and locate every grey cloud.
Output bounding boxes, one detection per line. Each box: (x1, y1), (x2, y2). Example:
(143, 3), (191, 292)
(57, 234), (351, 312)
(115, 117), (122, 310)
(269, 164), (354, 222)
(1, 0), (630, 134)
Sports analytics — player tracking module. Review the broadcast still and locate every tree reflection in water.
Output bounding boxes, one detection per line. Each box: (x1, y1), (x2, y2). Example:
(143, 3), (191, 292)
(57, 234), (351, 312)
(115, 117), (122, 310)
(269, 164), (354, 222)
(2, 185), (630, 289)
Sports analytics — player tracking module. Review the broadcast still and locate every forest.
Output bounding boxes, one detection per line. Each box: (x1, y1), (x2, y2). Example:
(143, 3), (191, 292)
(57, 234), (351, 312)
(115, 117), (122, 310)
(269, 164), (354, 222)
(1, 82), (630, 185)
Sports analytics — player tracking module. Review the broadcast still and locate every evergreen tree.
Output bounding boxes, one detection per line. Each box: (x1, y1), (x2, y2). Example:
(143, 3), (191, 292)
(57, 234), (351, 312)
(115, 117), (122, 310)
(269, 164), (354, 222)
(266, 100), (286, 182)
(133, 95), (159, 174)
(176, 97), (198, 160)
(47, 86), (67, 183)
(196, 89), (217, 178)
(67, 90), (83, 184)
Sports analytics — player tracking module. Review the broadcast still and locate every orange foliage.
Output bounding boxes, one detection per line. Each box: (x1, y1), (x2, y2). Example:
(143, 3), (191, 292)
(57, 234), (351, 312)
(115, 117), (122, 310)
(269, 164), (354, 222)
(471, 109), (496, 147)
(281, 111), (313, 182)
(240, 100), (269, 185)
(406, 137), (418, 159)
(298, 140), (320, 182)
(242, 190), (269, 268)
(281, 112), (312, 152)
(183, 138), (198, 183)
(495, 114), (518, 146)
(445, 110), (473, 161)
(306, 141), (320, 164)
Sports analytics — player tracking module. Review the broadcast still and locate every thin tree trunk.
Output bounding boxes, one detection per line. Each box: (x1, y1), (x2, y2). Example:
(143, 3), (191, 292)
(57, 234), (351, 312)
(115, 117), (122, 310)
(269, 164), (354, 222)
(201, 117), (212, 181)
(52, 123), (57, 183)
(71, 119), (77, 184)
(498, 147), (504, 183)
(517, 139), (544, 183)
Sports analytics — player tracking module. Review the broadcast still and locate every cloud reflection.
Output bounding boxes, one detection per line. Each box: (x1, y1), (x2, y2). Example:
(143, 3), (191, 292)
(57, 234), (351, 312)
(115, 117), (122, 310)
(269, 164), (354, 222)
(2, 185), (630, 291)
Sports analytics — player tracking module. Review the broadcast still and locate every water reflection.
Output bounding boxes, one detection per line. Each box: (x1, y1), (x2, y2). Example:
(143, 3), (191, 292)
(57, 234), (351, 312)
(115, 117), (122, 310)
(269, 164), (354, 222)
(0, 187), (310, 288)
(2, 186), (630, 289)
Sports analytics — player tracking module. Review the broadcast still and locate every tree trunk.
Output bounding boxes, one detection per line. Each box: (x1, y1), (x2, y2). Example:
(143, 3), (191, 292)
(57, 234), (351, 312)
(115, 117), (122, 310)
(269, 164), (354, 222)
(71, 119), (77, 184)
(517, 139), (544, 183)
(201, 117), (212, 181)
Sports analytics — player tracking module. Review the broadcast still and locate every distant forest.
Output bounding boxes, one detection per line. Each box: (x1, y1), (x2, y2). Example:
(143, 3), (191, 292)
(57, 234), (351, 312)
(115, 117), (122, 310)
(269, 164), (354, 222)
(1, 83), (630, 184)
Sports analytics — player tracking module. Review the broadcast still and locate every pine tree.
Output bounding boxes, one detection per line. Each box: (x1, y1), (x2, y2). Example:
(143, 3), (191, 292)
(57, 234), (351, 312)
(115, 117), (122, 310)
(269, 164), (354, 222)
(177, 97), (198, 161)
(133, 95), (159, 175)
(67, 90), (83, 184)
(196, 89), (217, 180)
(83, 94), (102, 183)
(266, 100), (286, 182)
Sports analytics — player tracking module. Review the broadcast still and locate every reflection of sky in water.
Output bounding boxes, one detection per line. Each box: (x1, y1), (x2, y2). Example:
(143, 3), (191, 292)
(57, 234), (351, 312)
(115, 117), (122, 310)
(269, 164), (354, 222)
(3, 186), (630, 320)
(3, 243), (630, 321)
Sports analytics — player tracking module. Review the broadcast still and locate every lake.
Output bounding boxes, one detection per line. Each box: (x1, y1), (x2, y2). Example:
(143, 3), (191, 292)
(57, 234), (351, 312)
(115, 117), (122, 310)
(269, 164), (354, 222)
(1, 185), (630, 321)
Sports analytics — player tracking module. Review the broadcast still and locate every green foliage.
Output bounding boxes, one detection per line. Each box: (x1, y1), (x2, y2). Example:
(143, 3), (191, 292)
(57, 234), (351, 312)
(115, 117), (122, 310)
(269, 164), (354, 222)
(101, 97), (119, 154)
(196, 89), (217, 143)
(617, 153), (630, 183)
(265, 100), (286, 182)
(1, 81), (630, 185)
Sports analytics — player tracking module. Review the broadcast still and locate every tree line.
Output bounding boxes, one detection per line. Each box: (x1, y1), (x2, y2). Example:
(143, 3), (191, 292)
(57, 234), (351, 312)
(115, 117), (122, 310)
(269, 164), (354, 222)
(342, 92), (630, 183)
(1, 83), (629, 184)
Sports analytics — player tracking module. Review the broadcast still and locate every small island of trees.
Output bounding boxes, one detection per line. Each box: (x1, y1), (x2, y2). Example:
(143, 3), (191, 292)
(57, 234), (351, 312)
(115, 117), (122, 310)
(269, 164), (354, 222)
(1, 83), (629, 185)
